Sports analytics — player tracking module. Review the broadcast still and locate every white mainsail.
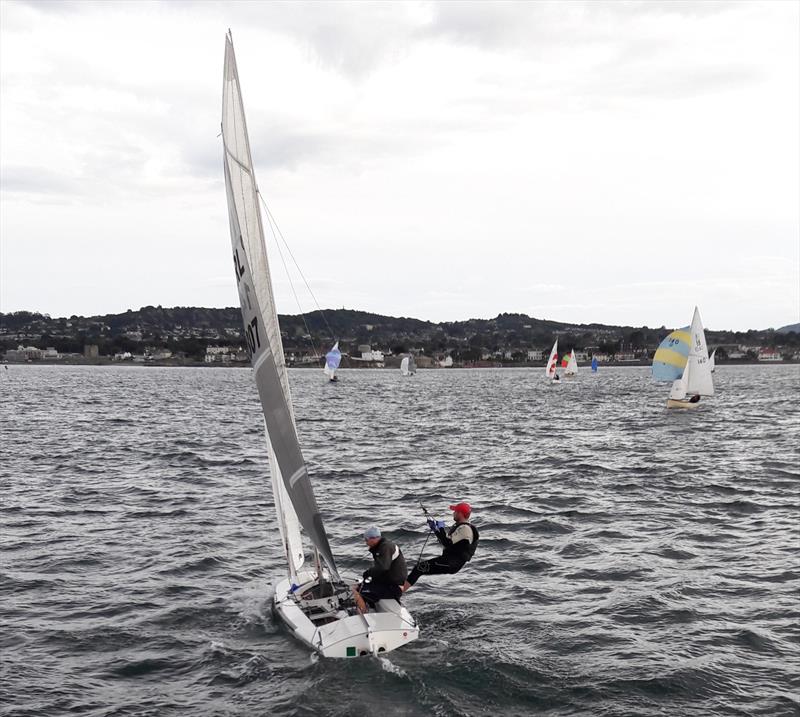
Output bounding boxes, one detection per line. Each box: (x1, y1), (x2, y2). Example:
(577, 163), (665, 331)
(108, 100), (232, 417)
(545, 340), (558, 378)
(565, 349), (578, 376)
(222, 33), (338, 581)
(685, 307), (714, 396)
(709, 348), (716, 373)
(219, 32), (418, 659)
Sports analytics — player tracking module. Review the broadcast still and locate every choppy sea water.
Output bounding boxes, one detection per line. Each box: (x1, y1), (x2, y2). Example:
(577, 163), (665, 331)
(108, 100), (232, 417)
(1, 364), (798, 717)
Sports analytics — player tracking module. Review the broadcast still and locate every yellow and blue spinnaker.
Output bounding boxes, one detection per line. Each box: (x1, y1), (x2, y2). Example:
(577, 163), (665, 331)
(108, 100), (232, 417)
(652, 327), (690, 382)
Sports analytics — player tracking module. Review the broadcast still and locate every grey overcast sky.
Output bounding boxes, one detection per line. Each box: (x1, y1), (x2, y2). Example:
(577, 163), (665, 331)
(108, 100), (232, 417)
(1, 0), (798, 330)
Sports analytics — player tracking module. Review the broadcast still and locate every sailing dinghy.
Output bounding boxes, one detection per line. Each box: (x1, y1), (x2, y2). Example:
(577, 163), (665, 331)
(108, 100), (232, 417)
(709, 348), (716, 373)
(564, 349), (578, 377)
(651, 307), (714, 409)
(591, 356), (598, 373)
(545, 340), (559, 381)
(400, 354), (416, 376)
(324, 342), (341, 382)
(221, 32), (418, 657)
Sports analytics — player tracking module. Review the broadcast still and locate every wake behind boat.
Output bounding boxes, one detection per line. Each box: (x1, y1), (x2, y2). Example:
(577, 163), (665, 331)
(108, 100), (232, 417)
(221, 32), (418, 657)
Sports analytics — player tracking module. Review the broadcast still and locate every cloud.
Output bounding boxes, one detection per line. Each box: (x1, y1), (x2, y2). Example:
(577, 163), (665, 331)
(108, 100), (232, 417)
(0, 0), (797, 329)
(1, 164), (80, 196)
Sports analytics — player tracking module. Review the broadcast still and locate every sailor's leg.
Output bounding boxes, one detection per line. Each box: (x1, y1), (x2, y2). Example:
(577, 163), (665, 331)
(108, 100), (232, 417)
(405, 558), (461, 591)
(424, 557), (462, 576)
(406, 560), (430, 587)
(359, 581), (401, 608)
(351, 584), (368, 614)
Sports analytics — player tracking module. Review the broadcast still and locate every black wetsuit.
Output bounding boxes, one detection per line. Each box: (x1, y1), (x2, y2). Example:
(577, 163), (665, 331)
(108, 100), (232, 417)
(360, 537), (407, 605)
(407, 522), (479, 586)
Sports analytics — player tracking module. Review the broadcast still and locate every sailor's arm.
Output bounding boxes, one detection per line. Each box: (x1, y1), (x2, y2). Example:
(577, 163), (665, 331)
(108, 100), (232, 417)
(364, 543), (392, 578)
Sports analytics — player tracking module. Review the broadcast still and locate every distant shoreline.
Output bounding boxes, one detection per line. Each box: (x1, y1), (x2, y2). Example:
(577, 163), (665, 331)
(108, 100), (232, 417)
(3, 359), (797, 369)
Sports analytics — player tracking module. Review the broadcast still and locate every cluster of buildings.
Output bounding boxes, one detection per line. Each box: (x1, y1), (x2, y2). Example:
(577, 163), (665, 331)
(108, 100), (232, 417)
(2, 341), (797, 366)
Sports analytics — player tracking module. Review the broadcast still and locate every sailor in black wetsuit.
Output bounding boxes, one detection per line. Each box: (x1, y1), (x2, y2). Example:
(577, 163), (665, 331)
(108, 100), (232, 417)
(402, 502), (479, 592)
(354, 526), (408, 611)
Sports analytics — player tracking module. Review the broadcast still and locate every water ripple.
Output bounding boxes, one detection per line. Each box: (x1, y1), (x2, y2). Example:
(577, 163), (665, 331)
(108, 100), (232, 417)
(1, 364), (798, 716)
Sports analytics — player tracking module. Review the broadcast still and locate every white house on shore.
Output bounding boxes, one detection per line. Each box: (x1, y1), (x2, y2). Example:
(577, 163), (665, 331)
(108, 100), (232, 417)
(5, 345), (44, 361)
(758, 349), (782, 362)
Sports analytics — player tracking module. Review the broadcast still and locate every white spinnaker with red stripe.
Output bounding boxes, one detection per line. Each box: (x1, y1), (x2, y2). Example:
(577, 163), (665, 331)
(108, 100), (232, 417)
(545, 340), (558, 378)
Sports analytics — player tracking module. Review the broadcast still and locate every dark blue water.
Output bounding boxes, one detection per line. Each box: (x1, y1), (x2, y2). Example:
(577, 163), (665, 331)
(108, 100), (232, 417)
(1, 365), (798, 716)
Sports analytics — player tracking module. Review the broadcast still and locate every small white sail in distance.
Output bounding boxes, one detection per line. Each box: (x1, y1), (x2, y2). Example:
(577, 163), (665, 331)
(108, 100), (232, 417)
(545, 340), (558, 378)
(400, 355), (415, 376)
(709, 348), (716, 373)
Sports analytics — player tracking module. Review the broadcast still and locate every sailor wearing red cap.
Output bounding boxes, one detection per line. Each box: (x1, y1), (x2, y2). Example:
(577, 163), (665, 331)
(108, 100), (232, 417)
(402, 502), (479, 592)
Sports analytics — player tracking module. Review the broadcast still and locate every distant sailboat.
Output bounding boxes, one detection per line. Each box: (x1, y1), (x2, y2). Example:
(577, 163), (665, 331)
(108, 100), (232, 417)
(709, 348), (716, 373)
(652, 307), (714, 409)
(564, 349), (578, 377)
(221, 32), (417, 657)
(545, 340), (559, 380)
(324, 342), (341, 382)
(591, 356), (598, 373)
(400, 354), (416, 376)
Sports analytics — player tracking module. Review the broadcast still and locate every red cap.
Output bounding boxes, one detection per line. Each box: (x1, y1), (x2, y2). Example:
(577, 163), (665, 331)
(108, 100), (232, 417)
(449, 502), (472, 518)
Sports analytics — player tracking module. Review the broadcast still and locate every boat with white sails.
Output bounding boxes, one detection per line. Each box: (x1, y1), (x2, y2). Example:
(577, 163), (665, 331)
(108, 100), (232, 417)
(324, 342), (341, 382)
(400, 354), (416, 376)
(221, 32), (418, 658)
(545, 340), (559, 381)
(651, 307), (714, 409)
(563, 349), (578, 378)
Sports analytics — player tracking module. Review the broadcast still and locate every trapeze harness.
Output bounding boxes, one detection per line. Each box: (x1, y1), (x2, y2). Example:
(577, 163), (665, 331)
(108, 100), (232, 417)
(407, 522), (479, 585)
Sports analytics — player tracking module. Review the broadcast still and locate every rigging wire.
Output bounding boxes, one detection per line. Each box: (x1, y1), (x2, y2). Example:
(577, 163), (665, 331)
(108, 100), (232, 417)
(257, 191), (337, 343)
(261, 201), (322, 364)
(257, 190), (349, 368)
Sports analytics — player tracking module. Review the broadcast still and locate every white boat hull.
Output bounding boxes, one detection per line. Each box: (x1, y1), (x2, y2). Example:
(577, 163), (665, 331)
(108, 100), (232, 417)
(273, 571), (419, 658)
(667, 398), (701, 409)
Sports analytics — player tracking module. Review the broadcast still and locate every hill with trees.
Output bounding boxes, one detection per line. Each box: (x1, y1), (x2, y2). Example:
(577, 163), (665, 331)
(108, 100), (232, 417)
(1, 306), (797, 363)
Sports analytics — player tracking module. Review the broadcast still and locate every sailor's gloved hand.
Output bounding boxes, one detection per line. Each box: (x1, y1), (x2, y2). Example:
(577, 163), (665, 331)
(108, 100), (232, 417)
(426, 517), (437, 532)
(434, 520), (446, 530)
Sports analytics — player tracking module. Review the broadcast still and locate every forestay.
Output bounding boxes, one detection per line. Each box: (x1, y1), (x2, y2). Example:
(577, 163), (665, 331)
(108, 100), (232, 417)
(221, 33), (339, 581)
